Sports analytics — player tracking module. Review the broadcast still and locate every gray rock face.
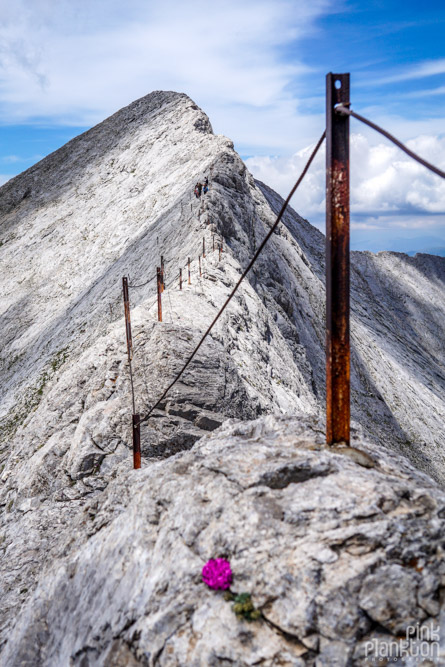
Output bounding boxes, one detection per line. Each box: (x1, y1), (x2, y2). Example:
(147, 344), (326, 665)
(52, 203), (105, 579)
(1, 91), (444, 481)
(1, 416), (445, 666)
(0, 91), (444, 664)
(255, 182), (445, 480)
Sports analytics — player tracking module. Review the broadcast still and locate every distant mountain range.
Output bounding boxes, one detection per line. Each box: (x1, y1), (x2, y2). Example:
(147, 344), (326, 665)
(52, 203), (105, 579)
(351, 234), (445, 256)
(407, 246), (445, 257)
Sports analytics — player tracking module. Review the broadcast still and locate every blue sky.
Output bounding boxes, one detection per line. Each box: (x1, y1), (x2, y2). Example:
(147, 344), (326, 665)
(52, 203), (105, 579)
(1, 0), (444, 253)
(298, 4), (445, 140)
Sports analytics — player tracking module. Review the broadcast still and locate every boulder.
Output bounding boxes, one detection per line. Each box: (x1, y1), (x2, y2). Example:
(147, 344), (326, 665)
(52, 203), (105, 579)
(2, 415), (444, 666)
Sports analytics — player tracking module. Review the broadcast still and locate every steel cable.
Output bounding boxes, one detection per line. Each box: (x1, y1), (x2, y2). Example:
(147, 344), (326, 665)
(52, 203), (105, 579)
(138, 129), (326, 426)
(335, 105), (445, 180)
(165, 273), (180, 289)
(129, 275), (156, 289)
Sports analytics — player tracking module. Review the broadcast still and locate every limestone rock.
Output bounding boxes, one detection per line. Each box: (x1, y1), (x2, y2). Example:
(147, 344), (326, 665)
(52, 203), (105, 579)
(0, 91), (444, 665)
(1, 416), (444, 666)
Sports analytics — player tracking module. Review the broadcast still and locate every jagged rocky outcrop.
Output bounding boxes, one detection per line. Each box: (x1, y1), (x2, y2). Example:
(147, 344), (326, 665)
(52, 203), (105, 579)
(0, 91), (444, 665)
(2, 416), (445, 666)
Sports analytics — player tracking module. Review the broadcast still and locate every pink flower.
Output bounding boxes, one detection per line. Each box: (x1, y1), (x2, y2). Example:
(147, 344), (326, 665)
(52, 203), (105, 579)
(202, 558), (233, 590)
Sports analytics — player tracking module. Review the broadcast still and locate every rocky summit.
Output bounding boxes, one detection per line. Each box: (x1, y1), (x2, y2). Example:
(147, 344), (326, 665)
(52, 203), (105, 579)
(0, 91), (444, 666)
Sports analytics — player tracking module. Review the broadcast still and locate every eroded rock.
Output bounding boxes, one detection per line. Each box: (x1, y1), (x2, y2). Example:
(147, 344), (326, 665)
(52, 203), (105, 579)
(1, 416), (444, 666)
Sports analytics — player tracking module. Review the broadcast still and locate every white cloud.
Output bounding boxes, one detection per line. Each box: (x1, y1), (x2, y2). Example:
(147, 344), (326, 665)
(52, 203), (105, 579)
(246, 133), (445, 228)
(1, 153), (44, 164)
(0, 0), (330, 153)
(1, 0), (444, 234)
(400, 85), (445, 99)
(376, 58), (445, 85)
(1, 155), (21, 163)
(350, 216), (445, 231)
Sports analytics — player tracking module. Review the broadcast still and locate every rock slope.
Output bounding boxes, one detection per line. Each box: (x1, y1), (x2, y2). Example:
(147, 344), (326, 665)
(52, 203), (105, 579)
(0, 91), (444, 477)
(0, 91), (444, 664)
(1, 416), (445, 666)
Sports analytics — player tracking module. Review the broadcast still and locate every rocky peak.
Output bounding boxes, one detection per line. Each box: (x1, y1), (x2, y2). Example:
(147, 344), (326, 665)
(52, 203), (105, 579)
(0, 92), (444, 665)
(0, 91), (212, 215)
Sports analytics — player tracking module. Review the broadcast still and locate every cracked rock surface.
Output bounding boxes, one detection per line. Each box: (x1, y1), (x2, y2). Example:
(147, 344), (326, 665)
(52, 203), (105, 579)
(0, 91), (444, 665)
(1, 415), (445, 666)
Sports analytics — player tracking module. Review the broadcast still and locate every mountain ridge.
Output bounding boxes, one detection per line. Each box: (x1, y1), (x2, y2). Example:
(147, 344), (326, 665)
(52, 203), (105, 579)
(1, 89), (444, 477)
(0, 91), (445, 664)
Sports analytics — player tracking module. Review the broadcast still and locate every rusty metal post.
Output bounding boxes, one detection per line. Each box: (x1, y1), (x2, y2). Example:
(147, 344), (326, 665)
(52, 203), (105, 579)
(179, 268), (182, 290)
(188, 257), (191, 285)
(199, 255), (202, 277)
(133, 414), (141, 469)
(203, 237), (206, 258)
(122, 277), (133, 362)
(326, 72), (350, 446)
(157, 267), (162, 322)
(123, 277), (138, 469)
(219, 244), (222, 261)
(160, 255), (165, 292)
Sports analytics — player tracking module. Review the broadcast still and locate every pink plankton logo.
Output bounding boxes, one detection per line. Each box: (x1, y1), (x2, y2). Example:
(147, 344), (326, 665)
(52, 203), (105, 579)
(364, 623), (440, 662)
